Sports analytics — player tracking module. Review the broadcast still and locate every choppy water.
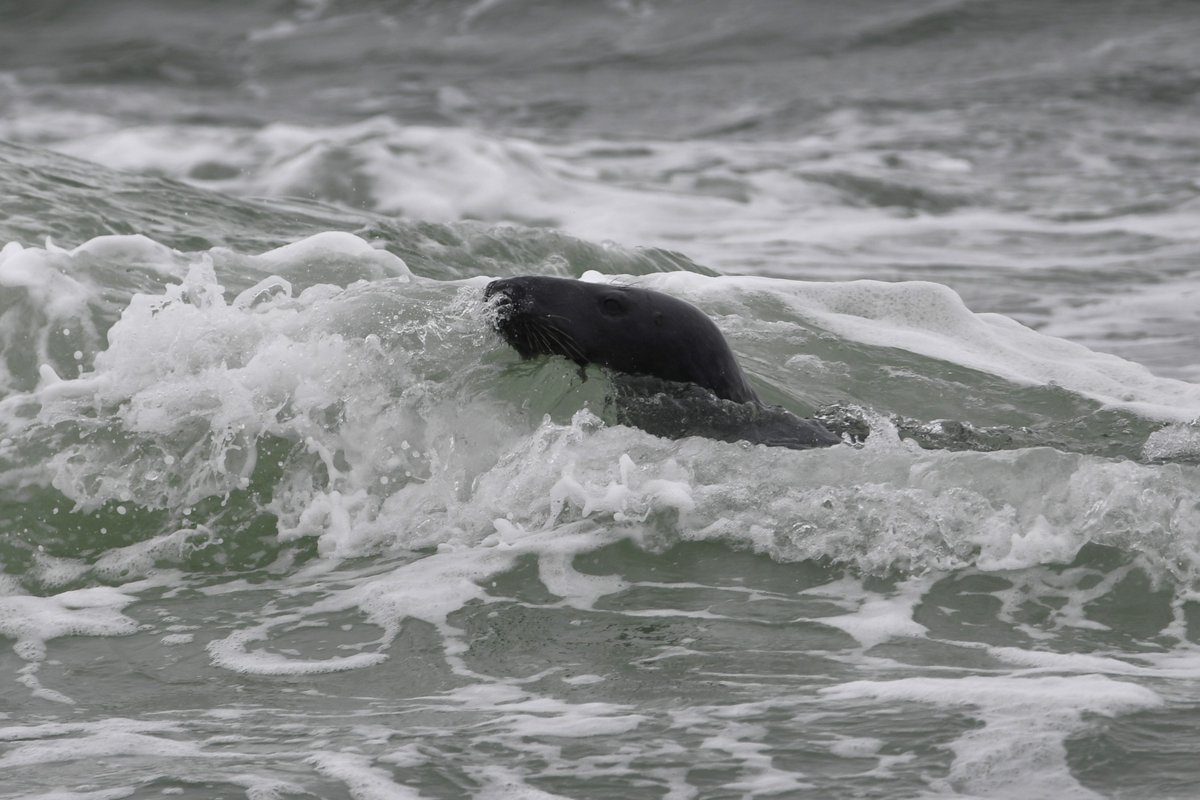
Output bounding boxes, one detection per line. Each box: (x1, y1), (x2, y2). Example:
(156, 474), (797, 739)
(2, 2), (1200, 798)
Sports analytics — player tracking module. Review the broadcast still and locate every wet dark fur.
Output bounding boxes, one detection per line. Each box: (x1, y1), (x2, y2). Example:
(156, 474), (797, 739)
(485, 275), (759, 404)
(484, 276), (841, 450)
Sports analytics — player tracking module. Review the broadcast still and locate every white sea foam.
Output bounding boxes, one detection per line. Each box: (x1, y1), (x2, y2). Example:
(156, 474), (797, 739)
(20, 237), (432, 526)
(821, 674), (1161, 799)
(470, 766), (576, 799)
(308, 751), (426, 800)
(19, 118), (776, 245)
(0, 718), (196, 768)
(1143, 420), (1200, 461)
(18, 789), (136, 800)
(3, 242), (1197, 588)
(603, 271), (1200, 422)
(9, 106), (1198, 389)
(0, 730), (204, 768)
(0, 232), (410, 398)
(828, 736), (884, 758)
(987, 643), (1200, 683)
(0, 586), (138, 703)
(198, 406), (1200, 679)
(802, 576), (931, 648)
(1038, 276), (1200, 383)
(0, 236), (179, 394)
(4, 234), (1200, 713)
(0, 585), (137, 662)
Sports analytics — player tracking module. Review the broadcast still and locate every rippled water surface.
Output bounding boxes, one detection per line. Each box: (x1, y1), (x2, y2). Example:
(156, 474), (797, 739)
(2, 2), (1200, 798)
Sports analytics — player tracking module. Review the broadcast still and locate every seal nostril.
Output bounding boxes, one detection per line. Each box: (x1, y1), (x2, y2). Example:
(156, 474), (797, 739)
(484, 280), (519, 307)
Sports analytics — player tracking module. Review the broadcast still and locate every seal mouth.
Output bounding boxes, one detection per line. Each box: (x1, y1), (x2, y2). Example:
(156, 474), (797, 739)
(484, 279), (587, 364)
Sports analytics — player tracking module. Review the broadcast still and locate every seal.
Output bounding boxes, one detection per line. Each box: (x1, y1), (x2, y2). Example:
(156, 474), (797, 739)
(484, 276), (758, 403)
(484, 276), (841, 449)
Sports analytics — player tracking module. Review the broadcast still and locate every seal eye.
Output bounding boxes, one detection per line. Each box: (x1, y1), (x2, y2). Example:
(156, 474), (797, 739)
(601, 296), (626, 316)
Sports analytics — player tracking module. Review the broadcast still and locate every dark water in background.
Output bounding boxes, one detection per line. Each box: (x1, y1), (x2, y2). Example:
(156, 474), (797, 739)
(2, 2), (1200, 798)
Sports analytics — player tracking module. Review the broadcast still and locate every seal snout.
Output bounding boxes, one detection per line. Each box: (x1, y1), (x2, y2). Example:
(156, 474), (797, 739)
(483, 278), (533, 344)
(484, 279), (519, 319)
(483, 279), (507, 303)
(484, 278), (526, 313)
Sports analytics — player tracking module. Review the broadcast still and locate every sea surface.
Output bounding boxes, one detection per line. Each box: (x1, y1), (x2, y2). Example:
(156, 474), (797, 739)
(2, 2), (1200, 798)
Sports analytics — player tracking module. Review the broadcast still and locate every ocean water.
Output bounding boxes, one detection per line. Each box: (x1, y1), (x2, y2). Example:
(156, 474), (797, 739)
(2, 1), (1200, 798)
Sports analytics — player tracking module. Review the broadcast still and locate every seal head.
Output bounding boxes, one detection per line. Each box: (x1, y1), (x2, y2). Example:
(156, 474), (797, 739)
(484, 275), (760, 405)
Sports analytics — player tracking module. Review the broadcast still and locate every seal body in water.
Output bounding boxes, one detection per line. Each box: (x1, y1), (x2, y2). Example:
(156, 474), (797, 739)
(484, 276), (841, 449)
